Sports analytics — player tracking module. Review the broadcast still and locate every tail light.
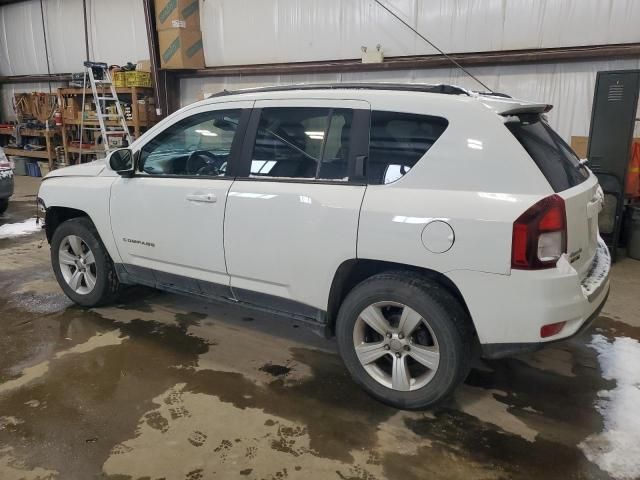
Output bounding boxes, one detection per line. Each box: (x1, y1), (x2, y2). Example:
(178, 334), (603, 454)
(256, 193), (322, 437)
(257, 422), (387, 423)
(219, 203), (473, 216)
(0, 159), (10, 169)
(512, 194), (567, 270)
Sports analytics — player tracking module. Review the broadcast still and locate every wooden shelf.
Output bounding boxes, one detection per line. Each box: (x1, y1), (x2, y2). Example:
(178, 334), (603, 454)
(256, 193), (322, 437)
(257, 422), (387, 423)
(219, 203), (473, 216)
(66, 146), (105, 154)
(0, 127), (60, 137)
(63, 119), (152, 127)
(3, 147), (51, 159)
(58, 85), (155, 164)
(58, 87), (153, 95)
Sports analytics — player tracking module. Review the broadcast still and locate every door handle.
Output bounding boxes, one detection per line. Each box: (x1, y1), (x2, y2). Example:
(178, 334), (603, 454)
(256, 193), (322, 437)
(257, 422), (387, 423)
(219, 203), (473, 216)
(186, 193), (217, 203)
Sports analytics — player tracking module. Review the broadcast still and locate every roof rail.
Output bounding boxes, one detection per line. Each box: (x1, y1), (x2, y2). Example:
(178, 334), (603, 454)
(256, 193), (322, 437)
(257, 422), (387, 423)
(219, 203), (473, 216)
(207, 82), (474, 98)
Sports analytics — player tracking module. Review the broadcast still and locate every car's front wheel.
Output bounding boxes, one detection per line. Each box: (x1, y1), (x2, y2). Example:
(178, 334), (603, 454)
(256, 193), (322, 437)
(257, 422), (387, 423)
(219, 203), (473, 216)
(336, 272), (472, 409)
(51, 217), (120, 307)
(0, 198), (8, 215)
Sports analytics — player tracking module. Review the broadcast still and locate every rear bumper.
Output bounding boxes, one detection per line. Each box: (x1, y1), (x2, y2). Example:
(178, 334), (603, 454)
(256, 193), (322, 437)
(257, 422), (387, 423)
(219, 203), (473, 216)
(480, 286), (609, 358)
(447, 236), (611, 359)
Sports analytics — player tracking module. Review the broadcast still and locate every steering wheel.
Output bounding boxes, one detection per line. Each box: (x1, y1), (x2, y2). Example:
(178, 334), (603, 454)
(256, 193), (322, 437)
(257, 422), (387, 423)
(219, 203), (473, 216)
(186, 150), (221, 176)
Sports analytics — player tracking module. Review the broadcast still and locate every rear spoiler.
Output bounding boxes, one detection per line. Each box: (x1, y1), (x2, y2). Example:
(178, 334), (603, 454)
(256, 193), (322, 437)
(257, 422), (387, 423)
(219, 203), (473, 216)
(477, 95), (553, 116)
(499, 104), (553, 116)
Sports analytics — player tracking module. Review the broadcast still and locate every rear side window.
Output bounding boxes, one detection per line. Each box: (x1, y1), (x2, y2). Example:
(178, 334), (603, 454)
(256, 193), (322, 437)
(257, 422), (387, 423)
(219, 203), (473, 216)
(368, 111), (448, 185)
(506, 115), (589, 192)
(251, 107), (353, 180)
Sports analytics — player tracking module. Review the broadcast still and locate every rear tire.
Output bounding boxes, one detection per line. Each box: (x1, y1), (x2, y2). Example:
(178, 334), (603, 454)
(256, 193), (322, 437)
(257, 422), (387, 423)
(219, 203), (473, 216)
(336, 271), (472, 409)
(51, 217), (120, 307)
(0, 198), (8, 215)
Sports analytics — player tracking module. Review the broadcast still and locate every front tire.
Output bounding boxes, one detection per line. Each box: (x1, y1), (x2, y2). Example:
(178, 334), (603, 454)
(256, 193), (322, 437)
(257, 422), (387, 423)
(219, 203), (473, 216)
(336, 272), (472, 409)
(0, 198), (8, 215)
(51, 217), (120, 307)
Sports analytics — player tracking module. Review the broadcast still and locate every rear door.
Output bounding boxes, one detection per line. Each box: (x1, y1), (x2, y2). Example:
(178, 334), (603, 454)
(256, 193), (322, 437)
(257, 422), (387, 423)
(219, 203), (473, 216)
(506, 116), (599, 276)
(224, 99), (370, 317)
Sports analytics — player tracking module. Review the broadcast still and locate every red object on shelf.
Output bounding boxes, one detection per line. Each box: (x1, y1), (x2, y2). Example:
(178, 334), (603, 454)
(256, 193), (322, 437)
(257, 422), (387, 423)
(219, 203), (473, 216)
(626, 142), (640, 199)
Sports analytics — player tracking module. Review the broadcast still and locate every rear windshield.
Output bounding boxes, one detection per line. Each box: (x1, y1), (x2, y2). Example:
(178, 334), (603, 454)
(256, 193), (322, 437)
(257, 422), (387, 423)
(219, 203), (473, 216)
(506, 114), (589, 192)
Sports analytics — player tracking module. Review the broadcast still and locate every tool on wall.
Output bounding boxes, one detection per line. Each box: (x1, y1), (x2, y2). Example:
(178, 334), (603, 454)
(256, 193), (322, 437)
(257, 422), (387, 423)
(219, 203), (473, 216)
(78, 61), (133, 158)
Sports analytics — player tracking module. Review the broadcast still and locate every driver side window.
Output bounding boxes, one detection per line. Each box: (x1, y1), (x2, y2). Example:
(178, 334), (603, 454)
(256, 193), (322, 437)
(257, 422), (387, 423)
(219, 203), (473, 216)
(140, 109), (242, 177)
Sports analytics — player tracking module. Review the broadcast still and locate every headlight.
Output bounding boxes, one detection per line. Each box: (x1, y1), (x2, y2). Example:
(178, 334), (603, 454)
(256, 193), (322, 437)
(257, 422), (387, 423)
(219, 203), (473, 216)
(37, 197), (46, 214)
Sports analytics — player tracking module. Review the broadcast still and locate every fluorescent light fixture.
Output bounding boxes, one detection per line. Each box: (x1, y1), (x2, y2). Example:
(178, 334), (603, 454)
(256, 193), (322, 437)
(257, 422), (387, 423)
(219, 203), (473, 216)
(195, 129), (218, 137)
(305, 131), (324, 139)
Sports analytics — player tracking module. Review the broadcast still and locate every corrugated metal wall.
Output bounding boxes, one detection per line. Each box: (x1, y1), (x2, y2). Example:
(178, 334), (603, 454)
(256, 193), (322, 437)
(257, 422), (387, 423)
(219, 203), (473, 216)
(0, 0), (148, 75)
(1, 0), (639, 141)
(200, 0), (640, 66)
(181, 58), (640, 142)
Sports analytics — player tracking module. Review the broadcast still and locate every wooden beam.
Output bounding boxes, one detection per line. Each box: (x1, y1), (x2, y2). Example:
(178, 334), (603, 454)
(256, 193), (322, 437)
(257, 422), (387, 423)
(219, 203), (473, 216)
(0, 73), (72, 84)
(142, 0), (180, 117)
(2, 43), (638, 86)
(179, 43), (640, 78)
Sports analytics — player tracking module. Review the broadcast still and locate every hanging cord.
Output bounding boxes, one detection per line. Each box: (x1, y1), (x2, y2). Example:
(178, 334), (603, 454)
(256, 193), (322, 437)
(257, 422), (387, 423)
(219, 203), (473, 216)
(83, 0), (90, 62)
(372, 0), (494, 93)
(39, 0), (52, 94)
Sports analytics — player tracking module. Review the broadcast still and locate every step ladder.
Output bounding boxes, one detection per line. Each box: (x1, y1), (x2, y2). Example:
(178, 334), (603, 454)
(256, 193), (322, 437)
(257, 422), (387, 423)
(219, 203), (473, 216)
(78, 61), (133, 158)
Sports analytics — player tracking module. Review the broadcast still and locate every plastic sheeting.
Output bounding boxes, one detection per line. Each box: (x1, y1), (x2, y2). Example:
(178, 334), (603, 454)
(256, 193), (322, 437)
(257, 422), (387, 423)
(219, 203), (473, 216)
(180, 58), (640, 143)
(200, 0), (640, 67)
(0, 0), (149, 76)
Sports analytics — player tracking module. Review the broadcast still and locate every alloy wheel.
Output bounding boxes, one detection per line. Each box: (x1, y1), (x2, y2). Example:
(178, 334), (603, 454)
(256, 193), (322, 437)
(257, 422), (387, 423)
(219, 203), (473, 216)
(353, 301), (440, 391)
(58, 235), (97, 295)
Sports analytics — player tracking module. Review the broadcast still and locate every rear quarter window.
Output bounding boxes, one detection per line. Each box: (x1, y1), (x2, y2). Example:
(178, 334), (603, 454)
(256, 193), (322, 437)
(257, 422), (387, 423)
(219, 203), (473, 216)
(506, 115), (589, 192)
(368, 111), (448, 185)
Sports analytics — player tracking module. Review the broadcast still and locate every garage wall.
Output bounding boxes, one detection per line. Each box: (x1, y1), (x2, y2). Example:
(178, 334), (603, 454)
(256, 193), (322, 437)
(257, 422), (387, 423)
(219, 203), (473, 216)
(0, 0), (148, 76)
(181, 58), (640, 143)
(200, 0), (640, 66)
(2, 0), (640, 139)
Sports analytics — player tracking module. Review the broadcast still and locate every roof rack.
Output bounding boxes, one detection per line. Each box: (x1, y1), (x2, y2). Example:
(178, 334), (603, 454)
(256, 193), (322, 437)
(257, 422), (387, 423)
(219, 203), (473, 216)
(208, 82), (474, 98)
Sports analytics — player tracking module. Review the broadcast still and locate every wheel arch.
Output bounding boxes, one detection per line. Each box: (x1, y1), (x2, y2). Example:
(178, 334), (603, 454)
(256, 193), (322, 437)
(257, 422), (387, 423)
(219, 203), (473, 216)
(44, 206), (94, 243)
(325, 258), (475, 337)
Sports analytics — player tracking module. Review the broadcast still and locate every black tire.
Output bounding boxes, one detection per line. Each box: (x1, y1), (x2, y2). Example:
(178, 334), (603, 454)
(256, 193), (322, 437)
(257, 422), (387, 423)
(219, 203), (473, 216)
(51, 217), (120, 307)
(0, 198), (8, 215)
(336, 271), (472, 409)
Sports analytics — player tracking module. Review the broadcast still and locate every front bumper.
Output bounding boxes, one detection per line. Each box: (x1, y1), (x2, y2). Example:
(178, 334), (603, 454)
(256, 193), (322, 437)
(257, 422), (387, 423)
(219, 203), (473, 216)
(447, 237), (612, 359)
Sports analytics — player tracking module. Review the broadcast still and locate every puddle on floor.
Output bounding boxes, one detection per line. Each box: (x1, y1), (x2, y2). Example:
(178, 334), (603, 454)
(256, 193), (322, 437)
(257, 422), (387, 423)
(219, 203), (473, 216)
(1, 234), (640, 479)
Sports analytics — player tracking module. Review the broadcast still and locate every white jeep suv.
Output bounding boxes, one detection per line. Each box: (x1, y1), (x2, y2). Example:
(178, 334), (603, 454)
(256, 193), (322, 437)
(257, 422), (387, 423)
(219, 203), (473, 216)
(37, 84), (610, 409)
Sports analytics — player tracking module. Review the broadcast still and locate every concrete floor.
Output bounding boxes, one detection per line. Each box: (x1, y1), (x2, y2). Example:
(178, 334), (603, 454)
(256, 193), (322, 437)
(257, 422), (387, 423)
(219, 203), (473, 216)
(1, 176), (640, 480)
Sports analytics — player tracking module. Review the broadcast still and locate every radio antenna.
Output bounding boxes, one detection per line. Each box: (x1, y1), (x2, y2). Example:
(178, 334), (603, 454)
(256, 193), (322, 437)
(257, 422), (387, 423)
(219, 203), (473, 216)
(372, 0), (494, 93)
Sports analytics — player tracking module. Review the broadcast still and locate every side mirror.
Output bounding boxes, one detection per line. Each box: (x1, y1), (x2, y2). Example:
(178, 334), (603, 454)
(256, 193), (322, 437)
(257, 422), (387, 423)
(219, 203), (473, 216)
(109, 149), (135, 177)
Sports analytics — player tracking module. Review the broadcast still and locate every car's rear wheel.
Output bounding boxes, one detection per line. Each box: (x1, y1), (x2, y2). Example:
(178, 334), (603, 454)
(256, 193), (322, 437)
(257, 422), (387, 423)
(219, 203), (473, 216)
(0, 198), (8, 215)
(51, 217), (120, 307)
(336, 272), (472, 409)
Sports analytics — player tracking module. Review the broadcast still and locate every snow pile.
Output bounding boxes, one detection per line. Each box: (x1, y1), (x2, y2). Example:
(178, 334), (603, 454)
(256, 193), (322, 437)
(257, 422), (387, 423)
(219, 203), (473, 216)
(0, 218), (40, 239)
(580, 334), (640, 480)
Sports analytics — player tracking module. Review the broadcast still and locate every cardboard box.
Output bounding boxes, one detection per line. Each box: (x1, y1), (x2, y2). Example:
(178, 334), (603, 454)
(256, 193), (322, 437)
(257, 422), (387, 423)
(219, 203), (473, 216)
(571, 136), (589, 159)
(571, 135), (640, 159)
(136, 60), (151, 73)
(61, 96), (78, 121)
(155, 0), (200, 31)
(158, 29), (204, 69)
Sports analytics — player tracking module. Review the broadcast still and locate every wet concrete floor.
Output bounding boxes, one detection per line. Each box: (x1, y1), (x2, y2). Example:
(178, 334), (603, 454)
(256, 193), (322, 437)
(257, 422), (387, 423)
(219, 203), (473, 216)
(1, 181), (640, 479)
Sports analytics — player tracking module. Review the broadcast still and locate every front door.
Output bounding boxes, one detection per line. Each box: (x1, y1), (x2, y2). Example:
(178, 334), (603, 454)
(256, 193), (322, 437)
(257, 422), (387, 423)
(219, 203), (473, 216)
(224, 99), (370, 317)
(110, 101), (252, 295)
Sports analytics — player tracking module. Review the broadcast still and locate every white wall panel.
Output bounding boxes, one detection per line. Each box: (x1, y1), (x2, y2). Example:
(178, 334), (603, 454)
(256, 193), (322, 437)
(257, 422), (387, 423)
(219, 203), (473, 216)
(180, 58), (640, 142)
(201, 0), (640, 67)
(88, 0), (149, 67)
(0, 0), (148, 76)
(0, 1), (48, 75)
